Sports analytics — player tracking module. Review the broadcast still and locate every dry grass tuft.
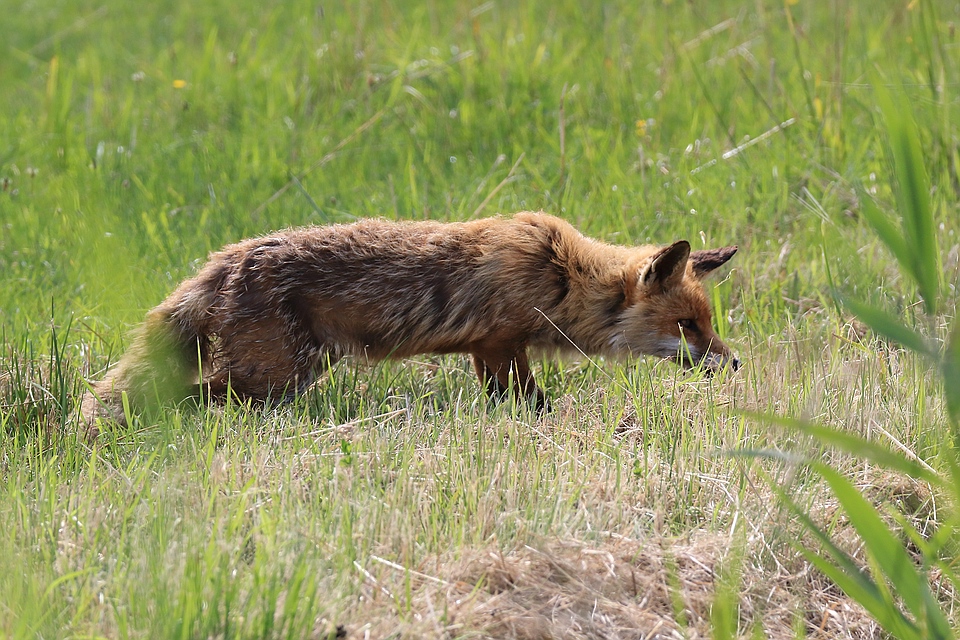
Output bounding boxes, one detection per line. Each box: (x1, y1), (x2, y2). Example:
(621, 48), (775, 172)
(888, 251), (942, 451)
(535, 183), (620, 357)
(347, 533), (883, 639)
(452, 537), (719, 639)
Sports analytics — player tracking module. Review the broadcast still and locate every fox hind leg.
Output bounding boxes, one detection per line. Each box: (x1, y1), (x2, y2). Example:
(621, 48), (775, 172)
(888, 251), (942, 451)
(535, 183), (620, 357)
(472, 354), (509, 401)
(471, 349), (548, 412)
(207, 310), (330, 403)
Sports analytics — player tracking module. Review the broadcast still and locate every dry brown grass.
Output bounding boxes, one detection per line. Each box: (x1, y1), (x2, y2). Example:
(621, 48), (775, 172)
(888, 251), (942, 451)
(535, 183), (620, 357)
(338, 532), (884, 639)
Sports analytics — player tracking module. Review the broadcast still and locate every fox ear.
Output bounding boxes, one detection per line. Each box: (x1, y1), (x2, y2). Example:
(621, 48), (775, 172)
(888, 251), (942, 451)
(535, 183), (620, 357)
(690, 246), (738, 278)
(640, 240), (691, 292)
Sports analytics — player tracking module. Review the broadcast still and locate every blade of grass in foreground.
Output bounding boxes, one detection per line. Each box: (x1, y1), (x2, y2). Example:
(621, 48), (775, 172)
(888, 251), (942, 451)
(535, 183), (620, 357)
(873, 79), (940, 315)
(944, 326), (960, 425)
(840, 296), (934, 358)
(855, 189), (910, 279)
(814, 463), (953, 639)
(767, 478), (922, 639)
(740, 412), (944, 487)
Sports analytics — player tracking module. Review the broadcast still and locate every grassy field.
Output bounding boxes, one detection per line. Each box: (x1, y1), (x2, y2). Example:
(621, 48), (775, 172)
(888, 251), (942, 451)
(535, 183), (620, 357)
(2, 0), (959, 637)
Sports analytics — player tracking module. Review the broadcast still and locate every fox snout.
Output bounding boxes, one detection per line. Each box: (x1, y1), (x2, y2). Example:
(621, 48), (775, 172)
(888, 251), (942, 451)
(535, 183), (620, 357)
(693, 350), (741, 373)
(678, 339), (740, 374)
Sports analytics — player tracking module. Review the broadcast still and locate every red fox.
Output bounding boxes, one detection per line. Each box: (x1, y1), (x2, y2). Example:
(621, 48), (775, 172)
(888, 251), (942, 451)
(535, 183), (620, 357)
(81, 212), (737, 427)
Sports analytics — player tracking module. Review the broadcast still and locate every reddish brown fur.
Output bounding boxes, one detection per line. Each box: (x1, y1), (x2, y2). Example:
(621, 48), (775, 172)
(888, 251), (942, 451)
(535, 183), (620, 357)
(81, 212), (737, 428)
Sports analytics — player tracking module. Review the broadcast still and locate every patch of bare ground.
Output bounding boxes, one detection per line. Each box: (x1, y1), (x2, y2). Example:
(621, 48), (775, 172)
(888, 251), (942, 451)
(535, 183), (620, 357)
(344, 533), (882, 639)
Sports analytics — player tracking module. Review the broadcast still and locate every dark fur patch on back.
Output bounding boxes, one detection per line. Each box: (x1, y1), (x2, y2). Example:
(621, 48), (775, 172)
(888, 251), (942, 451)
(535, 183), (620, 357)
(551, 265), (570, 306)
(542, 227), (570, 306)
(428, 278), (453, 331)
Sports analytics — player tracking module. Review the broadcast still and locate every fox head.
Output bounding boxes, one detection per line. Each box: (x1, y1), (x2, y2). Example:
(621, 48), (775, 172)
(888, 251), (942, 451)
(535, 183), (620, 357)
(615, 241), (739, 372)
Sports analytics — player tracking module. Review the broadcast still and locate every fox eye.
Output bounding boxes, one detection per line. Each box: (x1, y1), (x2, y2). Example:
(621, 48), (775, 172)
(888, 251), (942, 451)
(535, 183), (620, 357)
(678, 319), (697, 332)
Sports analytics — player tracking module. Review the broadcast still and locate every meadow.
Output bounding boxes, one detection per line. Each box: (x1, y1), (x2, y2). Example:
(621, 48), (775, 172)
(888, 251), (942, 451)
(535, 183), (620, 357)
(1, 0), (959, 637)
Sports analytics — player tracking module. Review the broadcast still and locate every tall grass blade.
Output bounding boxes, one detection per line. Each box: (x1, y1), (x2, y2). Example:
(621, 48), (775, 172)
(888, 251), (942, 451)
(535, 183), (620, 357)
(800, 549), (920, 639)
(769, 479), (921, 638)
(944, 325), (960, 425)
(874, 81), (940, 314)
(740, 413), (943, 486)
(856, 189), (910, 273)
(814, 463), (953, 639)
(841, 296), (934, 358)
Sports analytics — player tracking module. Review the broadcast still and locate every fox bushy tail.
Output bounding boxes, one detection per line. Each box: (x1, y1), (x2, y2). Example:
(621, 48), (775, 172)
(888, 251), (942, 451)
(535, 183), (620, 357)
(80, 265), (226, 429)
(80, 302), (200, 426)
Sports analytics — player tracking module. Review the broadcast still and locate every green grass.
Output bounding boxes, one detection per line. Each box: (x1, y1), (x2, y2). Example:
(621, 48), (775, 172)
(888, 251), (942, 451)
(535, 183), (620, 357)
(1, 0), (958, 637)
